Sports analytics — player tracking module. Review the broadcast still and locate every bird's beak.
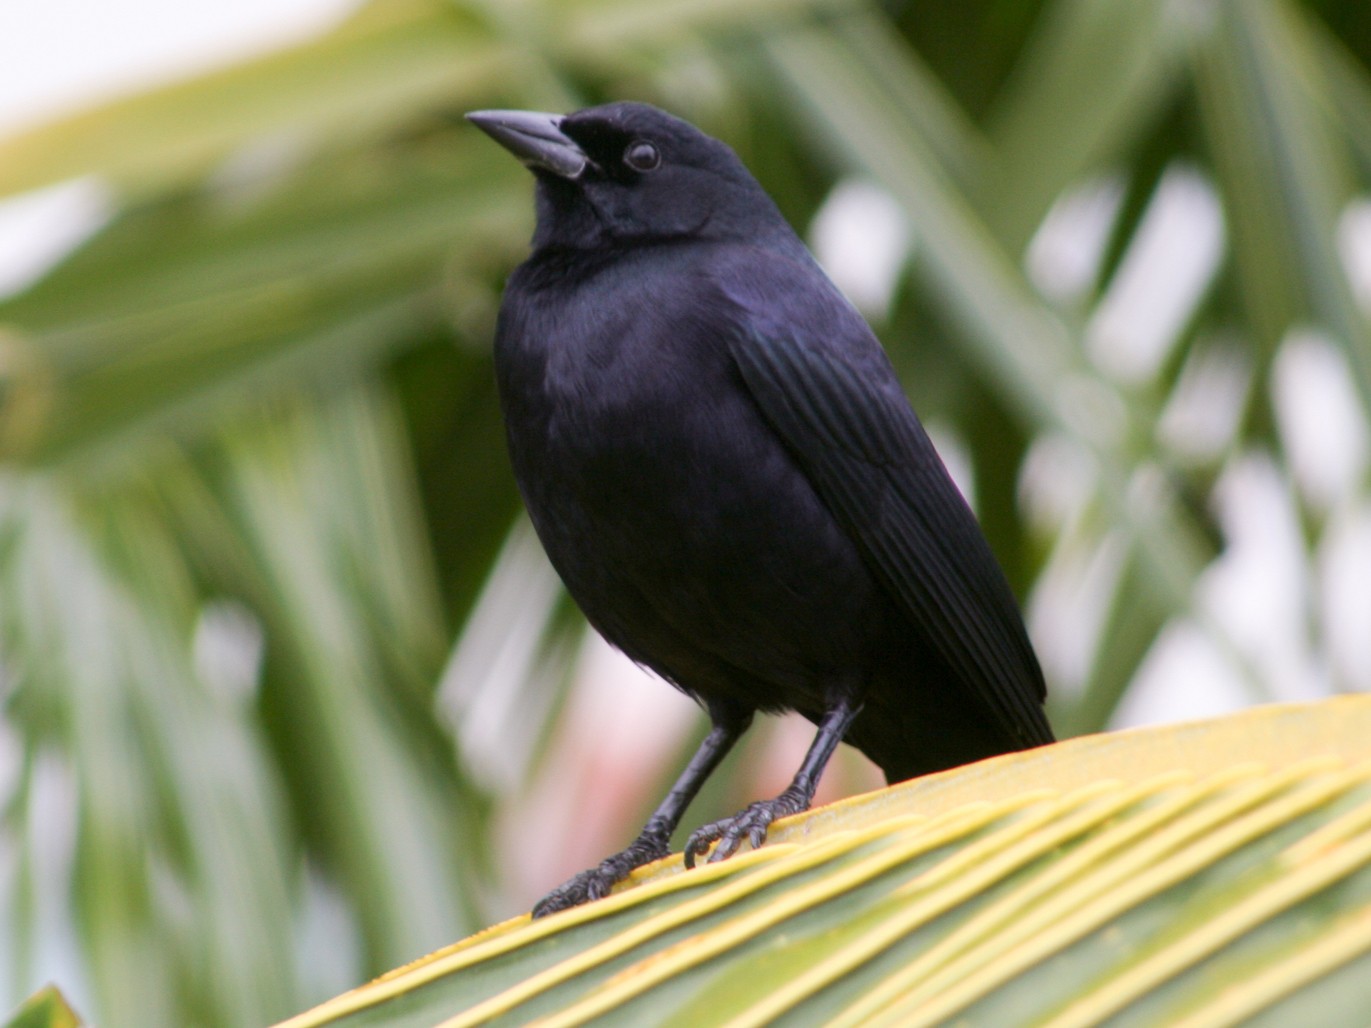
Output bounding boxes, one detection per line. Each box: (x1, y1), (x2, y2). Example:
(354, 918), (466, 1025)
(466, 109), (590, 180)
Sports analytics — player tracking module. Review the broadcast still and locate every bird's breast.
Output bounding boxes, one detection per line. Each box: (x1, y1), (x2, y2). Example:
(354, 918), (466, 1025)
(492, 247), (891, 700)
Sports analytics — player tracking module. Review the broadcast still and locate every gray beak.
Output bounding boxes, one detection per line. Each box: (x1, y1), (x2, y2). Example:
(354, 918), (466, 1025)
(466, 109), (590, 180)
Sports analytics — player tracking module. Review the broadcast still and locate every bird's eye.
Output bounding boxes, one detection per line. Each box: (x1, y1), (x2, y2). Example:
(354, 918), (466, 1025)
(623, 141), (661, 172)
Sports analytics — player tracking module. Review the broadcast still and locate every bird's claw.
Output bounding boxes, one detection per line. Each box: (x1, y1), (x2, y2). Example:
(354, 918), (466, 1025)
(531, 834), (670, 918)
(684, 789), (809, 869)
(531, 869), (615, 919)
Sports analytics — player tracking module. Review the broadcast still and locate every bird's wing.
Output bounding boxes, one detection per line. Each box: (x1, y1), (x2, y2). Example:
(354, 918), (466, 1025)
(724, 277), (1052, 748)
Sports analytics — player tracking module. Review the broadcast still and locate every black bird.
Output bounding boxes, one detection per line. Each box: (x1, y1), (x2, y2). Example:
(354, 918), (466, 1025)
(468, 102), (1053, 918)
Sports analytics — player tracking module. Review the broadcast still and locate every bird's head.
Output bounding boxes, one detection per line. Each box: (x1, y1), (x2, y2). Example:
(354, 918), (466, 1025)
(467, 102), (789, 252)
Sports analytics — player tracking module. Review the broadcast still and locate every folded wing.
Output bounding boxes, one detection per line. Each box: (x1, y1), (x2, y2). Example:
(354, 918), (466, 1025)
(727, 304), (1052, 749)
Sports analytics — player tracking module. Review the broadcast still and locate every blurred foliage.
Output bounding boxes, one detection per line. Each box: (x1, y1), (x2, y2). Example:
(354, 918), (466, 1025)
(0, 0), (1369, 1024)
(3, 986), (82, 1028)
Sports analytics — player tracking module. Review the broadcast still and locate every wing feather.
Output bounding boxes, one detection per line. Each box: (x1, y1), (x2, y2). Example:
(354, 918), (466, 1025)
(729, 320), (1052, 748)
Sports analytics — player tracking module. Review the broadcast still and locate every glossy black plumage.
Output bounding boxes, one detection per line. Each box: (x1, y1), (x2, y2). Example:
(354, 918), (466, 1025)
(469, 102), (1052, 917)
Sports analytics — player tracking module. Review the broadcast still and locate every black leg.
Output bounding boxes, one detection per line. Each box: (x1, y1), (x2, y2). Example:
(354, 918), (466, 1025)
(684, 694), (862, 868)
(531, 706), (752, 918)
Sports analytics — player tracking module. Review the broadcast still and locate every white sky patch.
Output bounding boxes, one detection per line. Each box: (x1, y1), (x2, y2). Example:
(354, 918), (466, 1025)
(1199, 453), (1328, 703)
(0, 180), (111, 299)
(1028, 530), (1124, 699)
(192, 600), (265, 707)
(294, 866), (364, 1008)
(925, 421), (975, 512)
(1026, 174), (1124, 306)
(1117, 452), (1330, 727)
(1272, 329), (1370, 513)
(1157, 334), (1251, 463)
(809, 177), (911, 320)
(1113, 620), (1251, 728)
(1318, 501), (1371, 691)
(1, 752), (88, 1015)
(438, 521), (566, 794)
(0, 0), (356, 138)
(1336, 197), (1371, 315)
(1017, 431), (1098, 534)
(1086, 165), (1224, 383)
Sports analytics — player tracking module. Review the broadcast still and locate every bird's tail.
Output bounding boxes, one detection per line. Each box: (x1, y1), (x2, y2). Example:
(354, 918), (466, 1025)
(845, 685), (1053, 786)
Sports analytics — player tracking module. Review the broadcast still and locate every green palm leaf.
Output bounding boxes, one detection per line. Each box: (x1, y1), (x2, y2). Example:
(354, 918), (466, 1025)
(283, 697), (1371, 1027)
(3, 986), (82, 1028)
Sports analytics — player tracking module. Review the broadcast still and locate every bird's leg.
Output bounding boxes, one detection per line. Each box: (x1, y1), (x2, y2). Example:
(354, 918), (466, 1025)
(531, 705), (752, 918)
(684, 694), (862, 868)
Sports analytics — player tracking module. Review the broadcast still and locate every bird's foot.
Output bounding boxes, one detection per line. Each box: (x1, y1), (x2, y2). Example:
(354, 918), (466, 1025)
(684, 786), (810, 868)
(531, 833), (670, 918)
